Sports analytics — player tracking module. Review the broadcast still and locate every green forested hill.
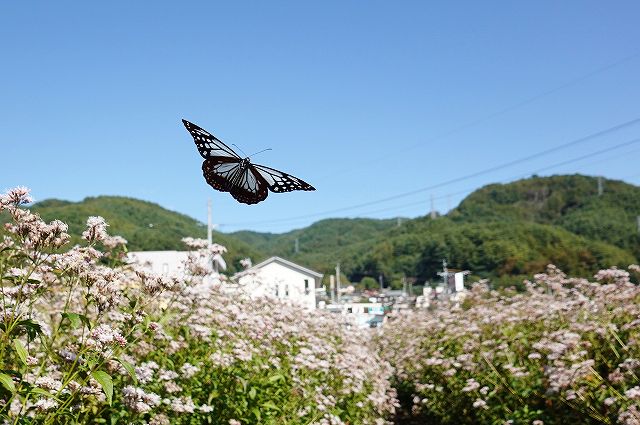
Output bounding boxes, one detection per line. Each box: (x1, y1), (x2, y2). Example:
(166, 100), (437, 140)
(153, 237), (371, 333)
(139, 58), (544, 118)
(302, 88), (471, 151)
(451, 174), (640, 258)
(230, 218), (399, 282)
(24, 196), (262, 273)
(10, 174), (639, 285)
(231, 174), (640, 287)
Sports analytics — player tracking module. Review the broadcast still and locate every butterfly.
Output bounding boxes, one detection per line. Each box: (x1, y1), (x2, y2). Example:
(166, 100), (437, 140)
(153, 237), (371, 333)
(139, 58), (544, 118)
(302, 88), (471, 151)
(182, 119), (315, 205)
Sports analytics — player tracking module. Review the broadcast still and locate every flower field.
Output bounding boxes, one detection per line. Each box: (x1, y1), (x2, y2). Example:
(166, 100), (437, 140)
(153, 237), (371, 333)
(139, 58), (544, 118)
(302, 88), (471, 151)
(2, 186), (640, 425)
(378, 265), (640, 424)
(0, 187), (397, 424)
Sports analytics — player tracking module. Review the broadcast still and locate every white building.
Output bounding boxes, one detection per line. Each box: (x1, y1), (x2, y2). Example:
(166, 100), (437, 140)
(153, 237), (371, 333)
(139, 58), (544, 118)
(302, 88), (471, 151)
(127, 250), (225, 277)
(232, 256), (323, 310)
(128, 251), (192, 276)
(324, 302), (386, 328)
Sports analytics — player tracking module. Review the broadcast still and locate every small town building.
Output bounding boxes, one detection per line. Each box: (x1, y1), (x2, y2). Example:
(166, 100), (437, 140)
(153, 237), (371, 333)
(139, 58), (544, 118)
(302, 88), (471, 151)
(127, 250), (225, 282)
(128, 251), (192, 276)
(323, 302), (386, 328)
(232, 256), (323, 310)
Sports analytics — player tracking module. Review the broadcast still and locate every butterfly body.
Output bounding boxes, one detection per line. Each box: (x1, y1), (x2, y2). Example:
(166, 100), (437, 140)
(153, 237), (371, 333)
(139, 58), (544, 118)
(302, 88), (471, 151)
(183, 119), (315, 205)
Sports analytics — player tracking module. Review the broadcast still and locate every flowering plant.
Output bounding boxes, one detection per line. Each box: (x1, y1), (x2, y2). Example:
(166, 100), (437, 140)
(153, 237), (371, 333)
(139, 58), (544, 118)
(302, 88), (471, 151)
(378, 264), (640, 424)
(0, 187), (396, 424)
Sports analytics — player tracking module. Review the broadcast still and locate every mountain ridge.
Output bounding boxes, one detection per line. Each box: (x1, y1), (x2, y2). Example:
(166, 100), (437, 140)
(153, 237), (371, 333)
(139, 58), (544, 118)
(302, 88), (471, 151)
(6, 174), (637, 285)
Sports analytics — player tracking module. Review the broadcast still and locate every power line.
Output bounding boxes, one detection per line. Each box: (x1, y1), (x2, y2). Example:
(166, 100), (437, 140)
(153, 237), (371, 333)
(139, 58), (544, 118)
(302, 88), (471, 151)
(316, 51), (640, 179)
(220, 117), (640, 227)
(222, 134), (640, 231)
(529, 137), (640, 175)
(344, 139), (640, 221)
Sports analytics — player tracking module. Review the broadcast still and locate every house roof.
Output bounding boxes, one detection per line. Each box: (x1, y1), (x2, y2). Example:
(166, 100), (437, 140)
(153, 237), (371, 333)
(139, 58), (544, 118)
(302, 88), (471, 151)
(232, 256), (323, 280)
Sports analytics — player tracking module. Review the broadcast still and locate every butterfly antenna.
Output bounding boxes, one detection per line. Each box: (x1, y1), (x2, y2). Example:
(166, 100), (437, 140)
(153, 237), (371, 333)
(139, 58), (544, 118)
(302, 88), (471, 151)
(232, 143), (249, 158)
(248, 148), (273, 159)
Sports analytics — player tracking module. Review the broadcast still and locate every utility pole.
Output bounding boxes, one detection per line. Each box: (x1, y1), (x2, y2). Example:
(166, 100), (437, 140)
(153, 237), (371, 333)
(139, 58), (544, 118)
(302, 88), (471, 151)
(378, 274), (384, 291)
(598, 176), (604, 196)
(402, 274), (407, 296)
(430, 194), (436, 219)
(336, 263), (341, 303)
(436, 260), (449, 299)
(329, 275), (336, 304)
(294, 238), (299, 254)
(443, 260), (448, 297)
(207, 199), (213, 245)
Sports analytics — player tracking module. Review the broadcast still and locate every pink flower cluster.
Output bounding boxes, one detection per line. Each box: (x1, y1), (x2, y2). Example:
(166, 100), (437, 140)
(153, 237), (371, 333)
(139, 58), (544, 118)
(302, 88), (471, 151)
(0, 187), (396, 424)
(378, 264), (640, 423)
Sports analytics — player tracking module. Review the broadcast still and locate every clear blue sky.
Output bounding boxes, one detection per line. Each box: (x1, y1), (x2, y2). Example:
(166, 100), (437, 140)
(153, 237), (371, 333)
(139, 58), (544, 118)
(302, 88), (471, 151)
(1, 1), (640, 234)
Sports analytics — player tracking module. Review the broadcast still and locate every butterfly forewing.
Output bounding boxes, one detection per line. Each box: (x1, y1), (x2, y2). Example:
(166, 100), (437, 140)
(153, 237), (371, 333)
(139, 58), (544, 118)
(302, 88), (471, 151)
(182, 119), (240, 160)
(253, 164), (316, 193)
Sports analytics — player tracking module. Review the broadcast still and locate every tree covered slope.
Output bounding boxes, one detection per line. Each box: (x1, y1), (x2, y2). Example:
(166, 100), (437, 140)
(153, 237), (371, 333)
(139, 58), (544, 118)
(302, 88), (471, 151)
(14, 174), (639, 283)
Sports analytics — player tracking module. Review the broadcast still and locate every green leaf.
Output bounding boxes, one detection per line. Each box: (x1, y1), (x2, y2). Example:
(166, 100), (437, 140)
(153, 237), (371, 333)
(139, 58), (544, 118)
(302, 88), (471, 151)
(61, 313), (91, 330)
(2, 275), (17, 283)
(17, 320), (42, 341)
(0, 373), (16, 393)
(30, 387), (59, 401)
(91, 371), (113, 405)
(252, 407), (261, 421)
(117, 357), (137, 384)
(207, 390), (219, 403)
(261, 401), (279, 411)
(14, 340), (28, 366)
(268, 374), (285, 383)
(62, 312), (80, 328)
(248, 387), (256, 399)
(237, 377), (248, 392)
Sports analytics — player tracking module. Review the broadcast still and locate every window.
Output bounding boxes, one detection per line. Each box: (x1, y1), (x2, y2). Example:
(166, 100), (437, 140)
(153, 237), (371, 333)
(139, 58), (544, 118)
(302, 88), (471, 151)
(363, 307), (369, 313)
(304, 279), (310, 295)
(275, 285), (279, 297)
(285, 285), (289, 297)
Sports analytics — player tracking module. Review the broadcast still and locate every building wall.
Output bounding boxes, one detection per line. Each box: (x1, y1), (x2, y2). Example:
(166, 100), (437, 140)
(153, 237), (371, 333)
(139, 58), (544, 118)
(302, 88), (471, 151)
(237, 261), (317, 310)
(324, 302), (385, 328)
(128, 251), (190, 276)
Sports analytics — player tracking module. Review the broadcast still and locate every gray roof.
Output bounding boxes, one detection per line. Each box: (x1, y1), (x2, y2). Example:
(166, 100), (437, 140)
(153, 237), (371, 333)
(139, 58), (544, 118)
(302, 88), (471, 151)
(232, 256), (323, 280)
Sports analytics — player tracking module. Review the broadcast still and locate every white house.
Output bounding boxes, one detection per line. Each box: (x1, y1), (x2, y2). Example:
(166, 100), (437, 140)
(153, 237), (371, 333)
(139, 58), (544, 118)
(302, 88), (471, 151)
(128, 251), (192, 276)
(232, 256), (323, 310)
(127, 250), (226, 278)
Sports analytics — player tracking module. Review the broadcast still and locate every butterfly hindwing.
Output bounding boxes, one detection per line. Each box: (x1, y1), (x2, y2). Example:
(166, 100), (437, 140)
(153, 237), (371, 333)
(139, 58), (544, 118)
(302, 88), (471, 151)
(202, 158), (268, 205)
(182, 119), (240, 160)
(253, 164), (316, 193)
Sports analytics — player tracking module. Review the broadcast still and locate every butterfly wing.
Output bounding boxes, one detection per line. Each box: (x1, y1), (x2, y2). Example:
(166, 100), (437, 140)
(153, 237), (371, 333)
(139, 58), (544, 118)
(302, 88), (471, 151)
(203, 158), (269, 205)
(182, 119), (241, 160)
(252, 164), (316, 193)
(183, 119), (314, 204)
